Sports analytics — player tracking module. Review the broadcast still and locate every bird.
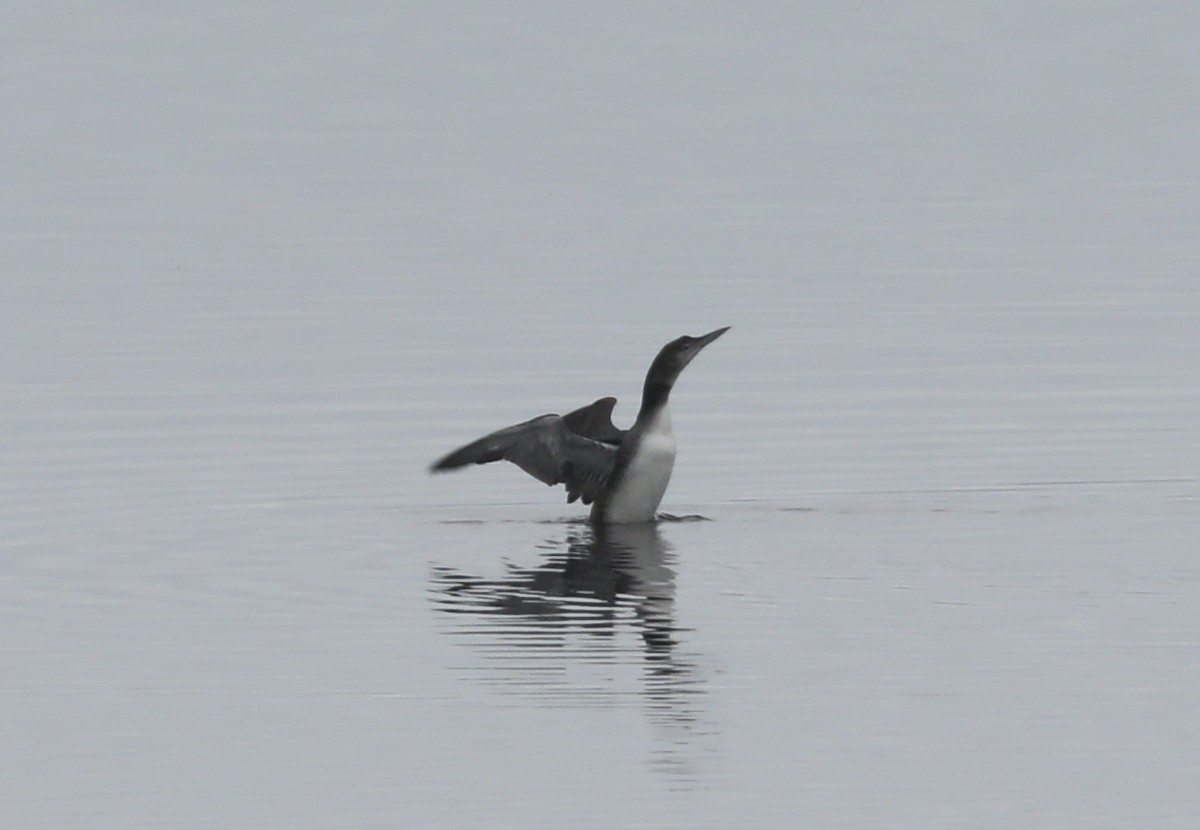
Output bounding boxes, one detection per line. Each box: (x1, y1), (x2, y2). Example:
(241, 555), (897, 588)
(429, 326), (730, 523)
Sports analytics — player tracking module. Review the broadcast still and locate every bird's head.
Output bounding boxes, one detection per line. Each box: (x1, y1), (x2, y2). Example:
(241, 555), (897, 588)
(641, 326), (730, 412)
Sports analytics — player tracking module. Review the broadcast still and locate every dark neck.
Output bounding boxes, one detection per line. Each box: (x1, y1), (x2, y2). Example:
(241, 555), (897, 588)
(637, 346), (681, 423)
(638, 378), (671, 422)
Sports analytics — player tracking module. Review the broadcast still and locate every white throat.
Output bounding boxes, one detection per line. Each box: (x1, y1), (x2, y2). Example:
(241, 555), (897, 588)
(602, 406), (677, 523)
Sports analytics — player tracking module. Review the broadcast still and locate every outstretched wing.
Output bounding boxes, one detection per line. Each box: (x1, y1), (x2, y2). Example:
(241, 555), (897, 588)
(429, 414), (618, 505)
(561, 397), (626, 445)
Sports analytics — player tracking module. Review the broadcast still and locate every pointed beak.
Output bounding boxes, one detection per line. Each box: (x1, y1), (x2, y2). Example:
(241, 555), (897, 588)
(695, 325), (731, 350)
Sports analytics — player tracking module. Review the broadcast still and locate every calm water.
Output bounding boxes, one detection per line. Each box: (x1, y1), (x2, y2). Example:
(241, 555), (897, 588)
(4, 4), (1199, 828)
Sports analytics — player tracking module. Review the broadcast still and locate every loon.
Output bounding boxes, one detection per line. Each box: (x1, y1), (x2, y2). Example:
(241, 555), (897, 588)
(429, 326), (730, 523)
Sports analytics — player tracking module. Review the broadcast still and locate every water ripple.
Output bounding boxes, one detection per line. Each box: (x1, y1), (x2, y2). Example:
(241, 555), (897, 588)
(430, 523), (714, 779)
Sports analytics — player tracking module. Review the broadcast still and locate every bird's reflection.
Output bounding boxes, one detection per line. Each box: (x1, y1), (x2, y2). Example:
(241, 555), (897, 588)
(431, 522), (710, 770)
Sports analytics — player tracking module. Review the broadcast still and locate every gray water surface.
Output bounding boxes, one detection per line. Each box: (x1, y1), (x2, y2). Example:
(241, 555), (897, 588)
(4, 4), (1199, 828)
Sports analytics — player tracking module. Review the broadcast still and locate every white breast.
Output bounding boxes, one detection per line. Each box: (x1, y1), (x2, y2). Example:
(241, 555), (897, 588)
(603, 407), (676, 523)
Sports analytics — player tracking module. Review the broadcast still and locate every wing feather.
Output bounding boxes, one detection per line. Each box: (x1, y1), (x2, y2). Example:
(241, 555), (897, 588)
(430, 414), (617, 505)
(561, 397), (626, 445)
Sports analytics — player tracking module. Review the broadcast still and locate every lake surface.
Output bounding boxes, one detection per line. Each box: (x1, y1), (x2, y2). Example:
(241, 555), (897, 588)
(3, 4), (1199, 828)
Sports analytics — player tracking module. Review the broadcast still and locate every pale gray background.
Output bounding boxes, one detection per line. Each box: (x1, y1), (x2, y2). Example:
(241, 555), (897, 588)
(3, 4), (1198, 828)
